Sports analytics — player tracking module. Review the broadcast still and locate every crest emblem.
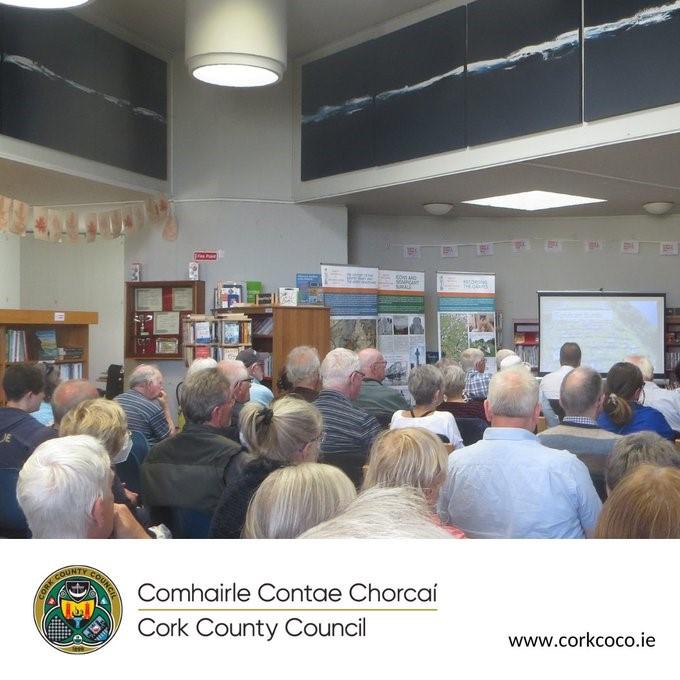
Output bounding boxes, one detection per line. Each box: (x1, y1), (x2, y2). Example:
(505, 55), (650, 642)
(34, 566), (122, 654)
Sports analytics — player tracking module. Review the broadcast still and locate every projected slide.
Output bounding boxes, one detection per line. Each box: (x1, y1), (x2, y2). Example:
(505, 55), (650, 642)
(539, 294), (665, 375)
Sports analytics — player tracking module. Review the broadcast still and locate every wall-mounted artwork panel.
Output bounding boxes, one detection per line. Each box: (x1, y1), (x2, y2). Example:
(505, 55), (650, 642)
(373, 7), (466, 166)
(0, 8), (167, 180)
(301, 42), (376, 181)
(467, 0), (581, 146)
(585, 0), (680, 121)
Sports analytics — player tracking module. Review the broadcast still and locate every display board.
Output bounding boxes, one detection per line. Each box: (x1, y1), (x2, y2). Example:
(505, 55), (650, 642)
(437, 272), (497, 368)
(378, 270), (426, 400)
(538, 292), (666, 377)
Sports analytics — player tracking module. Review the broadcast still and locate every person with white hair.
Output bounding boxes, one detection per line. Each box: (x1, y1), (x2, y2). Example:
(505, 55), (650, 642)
(114, 364), (175, 444)
(314, 348), (382, 458)
(353, 348), (409, 424)
(495, 348), (517, 371)
(624, 355), (680, 433)
(438, 367), (602, 538)
(460, 348), (490, 401)
(17, 435), (149, 539)
(285, 345), (321, 402)
(300, 487), (452, 539)
(217, 359), (252, 441)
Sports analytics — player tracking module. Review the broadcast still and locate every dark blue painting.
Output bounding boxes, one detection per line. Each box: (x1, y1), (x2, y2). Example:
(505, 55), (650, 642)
(0, 7), (167, 180)
(466, 0), (581, 146)
(585, 0), (680, 121)
(373, 7), (466, 165)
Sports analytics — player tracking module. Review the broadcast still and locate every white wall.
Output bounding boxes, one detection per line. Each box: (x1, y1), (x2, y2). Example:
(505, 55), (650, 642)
(349, 213), (680, 349)
(0, 236), (21, 307)
(20, 237), (125, 384)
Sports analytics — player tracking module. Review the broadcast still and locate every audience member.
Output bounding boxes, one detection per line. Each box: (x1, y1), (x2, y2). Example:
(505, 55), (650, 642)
(31, 363), (61, 427)
(438, 367), (601, 538)
(437, 364), (487, 422)
(235, 348), (274, 406)
(363, 427), (464, 537)
(186, 357), (218, 379)
(141, 368), (242, 518)
(500, 355), (523, 370)
(435, 357), (458, 371)
(495, 348), (517, 371)
(624, 355), (680, 433)
(210, 396), (322, 538)
(115, 364), (175, 445)
(460, 348), (490, 401)
(539, 367), (621, 455)
(285, 345), (321, 402)
(605, 431), (680, 493)
(353, 348), (409, 424)
(300, 487), (452, 539)
(51, 379), (99, 427)
(314, 348), (382, 458)
(595, 464), (680, 538)
(597, 362), (674, 439)
(217, 359), (251, 442)
(390, 365), (463, 449)
(242, 463), (356, 539)
(0, 362), (55, 469)
(539, 342), (581, 426)
(17, 435), (148, 538)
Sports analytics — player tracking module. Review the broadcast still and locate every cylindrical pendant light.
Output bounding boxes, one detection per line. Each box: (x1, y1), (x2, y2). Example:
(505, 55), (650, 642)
(185, 0), (286, 87)
(0, 0), (91, 7)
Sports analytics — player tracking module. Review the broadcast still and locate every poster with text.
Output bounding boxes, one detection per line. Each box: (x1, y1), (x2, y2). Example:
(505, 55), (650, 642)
(437, 272), (497, 370)
(322, 264), (378, 351)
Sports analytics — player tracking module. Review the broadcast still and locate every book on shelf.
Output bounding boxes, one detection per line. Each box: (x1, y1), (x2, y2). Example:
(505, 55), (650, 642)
(255, 293), (276, 306)
(222, 322), (241, 345)
(35, 329), (58, 360)
(246, 281), (263, 304)
(296, 273), (323, 305)
(194, 321), (212, 344)
(5, 329), (27, 362)
(252, 317), (274, 336)
(278, 287), (299, 306)
(214, 281), (244, 309)
(58, 363), (83, 380)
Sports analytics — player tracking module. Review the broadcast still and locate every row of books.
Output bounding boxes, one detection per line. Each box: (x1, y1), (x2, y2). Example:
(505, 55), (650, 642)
(251, 317), (274, 336)
(183, 316), (252, 346)
(55, 362), (83, 380)
(514, 344), (539, 368)
(666, 352), (680, 372)
(185, 346), (241, 363)
(6, 330), (27, 362)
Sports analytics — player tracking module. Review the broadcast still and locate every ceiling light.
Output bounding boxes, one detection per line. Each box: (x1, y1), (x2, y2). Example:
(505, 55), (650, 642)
(186, 0), (286, 88)
(423, 203), (454, 216)
(0, 0), (91, 7)
(463, 190), (606, 211)
(643, 202), (674, 215)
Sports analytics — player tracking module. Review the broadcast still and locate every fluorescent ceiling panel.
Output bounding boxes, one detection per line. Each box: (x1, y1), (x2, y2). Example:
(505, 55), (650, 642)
(463, 190), (606, 211)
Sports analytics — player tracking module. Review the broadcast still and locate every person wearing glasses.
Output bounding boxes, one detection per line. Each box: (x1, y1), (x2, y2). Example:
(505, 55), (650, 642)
(314, 348), (382, 459)
(217, 359), (252, 443)
(353, 348), (409, 427)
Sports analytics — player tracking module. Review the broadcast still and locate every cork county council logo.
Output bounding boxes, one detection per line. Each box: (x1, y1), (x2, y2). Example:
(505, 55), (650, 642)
(33, 566), (122, 654)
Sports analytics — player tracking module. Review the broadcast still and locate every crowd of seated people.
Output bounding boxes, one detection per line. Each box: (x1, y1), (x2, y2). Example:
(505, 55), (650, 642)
(5, 338), (680, 540)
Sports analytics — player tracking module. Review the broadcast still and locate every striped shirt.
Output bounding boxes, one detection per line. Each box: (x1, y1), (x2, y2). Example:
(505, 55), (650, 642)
(314, 390), (382, 456)
(114, 389), (170, 445)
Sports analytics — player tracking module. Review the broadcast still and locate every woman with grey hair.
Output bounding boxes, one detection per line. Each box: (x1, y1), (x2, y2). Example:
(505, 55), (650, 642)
(437, 365), (487, 422)
(390, 365), (463, 449)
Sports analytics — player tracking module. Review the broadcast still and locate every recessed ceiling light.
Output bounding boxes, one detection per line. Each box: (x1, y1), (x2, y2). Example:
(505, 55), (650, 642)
(643, 202), (674, 215)
(463, 190), (606, 211)
(423, 202), (454, 216)
(0, 0), (91, 7)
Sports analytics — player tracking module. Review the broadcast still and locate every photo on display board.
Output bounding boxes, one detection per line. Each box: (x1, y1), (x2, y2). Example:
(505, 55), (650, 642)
(393, 315), (409, 335)
(330, 318), (377, 351)
(377, 316), (394, 335)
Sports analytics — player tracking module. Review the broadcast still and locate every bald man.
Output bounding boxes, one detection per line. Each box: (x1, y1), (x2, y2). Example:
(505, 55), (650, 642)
(51, 379), (99, 427)
(353, 348), (409, 426)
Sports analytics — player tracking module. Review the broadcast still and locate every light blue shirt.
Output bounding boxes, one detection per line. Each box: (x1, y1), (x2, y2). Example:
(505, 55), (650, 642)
(437, 427), (602, 539)
(249, 379), (274, 406)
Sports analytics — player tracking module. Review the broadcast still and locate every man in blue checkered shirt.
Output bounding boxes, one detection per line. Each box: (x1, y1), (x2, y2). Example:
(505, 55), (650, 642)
(462, 348), (491, 401)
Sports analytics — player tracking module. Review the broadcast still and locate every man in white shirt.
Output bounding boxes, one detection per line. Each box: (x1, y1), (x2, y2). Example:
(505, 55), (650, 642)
(539, 342), (581, 426)
(625, 355), (680, 434)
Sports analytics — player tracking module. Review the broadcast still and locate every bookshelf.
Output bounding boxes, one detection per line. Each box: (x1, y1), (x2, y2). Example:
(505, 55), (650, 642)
(0, 309), (98, 404)
(125, 281), (205, 361)
(183, 313), (252, 365)
(665, 314), (680, 379)
(513, 319), (539, 370)
(232, 305), (331, 393)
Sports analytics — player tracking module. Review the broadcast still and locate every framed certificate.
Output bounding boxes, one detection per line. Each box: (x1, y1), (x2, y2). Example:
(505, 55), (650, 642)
(156, 338), (179, 354)
(136, 288), (163, 312)
(172, 287), (194, 311)
(153, 311), (180, 335)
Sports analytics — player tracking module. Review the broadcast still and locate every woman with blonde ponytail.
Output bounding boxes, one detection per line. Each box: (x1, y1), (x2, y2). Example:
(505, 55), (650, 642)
(597, 362), (674, 439)
(209, 396), (324, 538)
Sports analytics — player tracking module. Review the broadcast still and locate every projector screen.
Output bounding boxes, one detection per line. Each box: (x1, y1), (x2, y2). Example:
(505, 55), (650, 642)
(538, 292), (666, 377)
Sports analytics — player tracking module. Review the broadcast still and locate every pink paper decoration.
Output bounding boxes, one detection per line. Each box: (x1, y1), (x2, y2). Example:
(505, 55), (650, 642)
(0, 196), (11, 232)
(110, 209), (123, 238)
(65, 211), (79, 243)
(48, 209), (63, 242)
(33, 207), (49, 240)
(98, 211), (112, 239)
(162, 212), (178, 241)
(85, 213), (98, 243)
(11, 201), (28, 235)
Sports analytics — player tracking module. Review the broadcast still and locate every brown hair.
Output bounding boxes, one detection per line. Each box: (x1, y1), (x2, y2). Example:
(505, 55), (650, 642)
(595, 465), (680, 538)
(602, 362), (644, 427)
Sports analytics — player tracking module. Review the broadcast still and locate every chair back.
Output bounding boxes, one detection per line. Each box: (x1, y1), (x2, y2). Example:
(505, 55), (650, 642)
(548, 398), (565, 422)
(321, 450), (367, 489)
(168, 507), (212, 539)
(0, 468), (30, 538)
(115, 431), (149, 496)
(105, 364), (125, 400)
(575, 452), (607, 502)
(455, 417), (488, 446)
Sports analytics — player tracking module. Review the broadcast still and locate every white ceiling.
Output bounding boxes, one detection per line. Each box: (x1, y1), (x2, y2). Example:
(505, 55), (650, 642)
(4, 0), (678, 218)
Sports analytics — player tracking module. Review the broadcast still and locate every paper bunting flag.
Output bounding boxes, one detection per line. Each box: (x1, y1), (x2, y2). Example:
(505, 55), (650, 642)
(110, 209), (123, 238)
(48, 209), (63, 242)
(85, 213), (98, 243)
(65, 211), (79, 243)
(545, 239), (562, 253)
(145, 196), (160, 224)
(122, 205), (136, 234)
(11, 200), (28, 235)
(476, 242), (494, 257)
(98, 211), (113, 239)
(33, 207), (49, 240)
(0, 196), (11, 232)
(660, 241), (679, 256)
(133, 204), (145, 231)
(156, 194), (170, 221)
(162, 211), (178, 241)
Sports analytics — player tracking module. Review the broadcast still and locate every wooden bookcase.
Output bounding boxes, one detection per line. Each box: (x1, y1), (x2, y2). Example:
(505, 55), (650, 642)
(182, 313), (252, 365)
(513, 318), (539, 370)
(125, 281), (205, 361)
(665, 314), (680, 380)
(233, 305), (331, 393)
(0, 309), (98, 404)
